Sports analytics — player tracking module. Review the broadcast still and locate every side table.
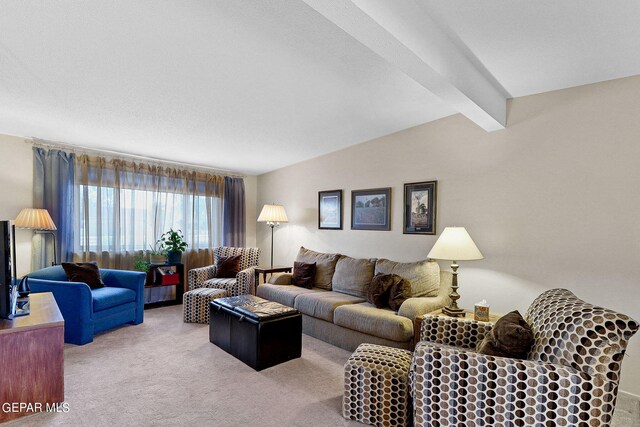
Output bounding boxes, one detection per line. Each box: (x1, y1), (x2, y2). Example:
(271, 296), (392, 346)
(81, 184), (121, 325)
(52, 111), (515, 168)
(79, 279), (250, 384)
(414, 309), (503, 347)
(254, 266), (293, 293)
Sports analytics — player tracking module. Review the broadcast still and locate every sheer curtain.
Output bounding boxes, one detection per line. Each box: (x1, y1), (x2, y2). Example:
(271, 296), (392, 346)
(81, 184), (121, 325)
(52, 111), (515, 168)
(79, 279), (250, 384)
(73, 154), (224, 272)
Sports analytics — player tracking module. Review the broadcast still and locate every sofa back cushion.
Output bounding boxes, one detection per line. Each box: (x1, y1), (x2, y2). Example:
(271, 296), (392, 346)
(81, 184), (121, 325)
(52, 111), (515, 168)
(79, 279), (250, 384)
(332, 255), (376, 298)
(295, 247), (339, 290)
(525, 288), (638, 381)
(375, 259), (440, 297)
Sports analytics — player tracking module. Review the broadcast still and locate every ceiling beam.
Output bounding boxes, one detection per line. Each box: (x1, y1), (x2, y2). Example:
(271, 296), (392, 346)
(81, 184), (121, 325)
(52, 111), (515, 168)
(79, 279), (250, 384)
(301, 0), (507, 131)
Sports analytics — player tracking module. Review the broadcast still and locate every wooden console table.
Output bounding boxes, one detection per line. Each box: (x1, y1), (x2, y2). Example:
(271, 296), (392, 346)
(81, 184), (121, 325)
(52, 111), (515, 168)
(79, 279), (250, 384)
(0, 292), (64, 423)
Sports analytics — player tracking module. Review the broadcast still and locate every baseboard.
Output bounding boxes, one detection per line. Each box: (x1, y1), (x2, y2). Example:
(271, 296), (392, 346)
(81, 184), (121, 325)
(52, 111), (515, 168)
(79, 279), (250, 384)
(619, 390), (640, 401)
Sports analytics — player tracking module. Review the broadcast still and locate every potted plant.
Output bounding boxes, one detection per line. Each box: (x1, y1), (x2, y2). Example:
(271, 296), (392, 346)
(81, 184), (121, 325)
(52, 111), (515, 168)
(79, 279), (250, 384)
(133, 251), (150, 272)
(161, 228), (188, 264)
(149, 240), (167, 265)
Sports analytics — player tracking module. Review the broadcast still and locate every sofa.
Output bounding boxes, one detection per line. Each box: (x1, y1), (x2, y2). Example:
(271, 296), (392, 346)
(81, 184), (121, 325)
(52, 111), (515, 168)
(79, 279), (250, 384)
(28, 265), (146, 345)
(411, 288), (639, 427)
(256, 247), (452, 351)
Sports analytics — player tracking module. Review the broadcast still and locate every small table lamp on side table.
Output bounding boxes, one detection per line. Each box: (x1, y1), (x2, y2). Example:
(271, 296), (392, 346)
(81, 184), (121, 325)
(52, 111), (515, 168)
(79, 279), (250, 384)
(427, 227), (483, 318)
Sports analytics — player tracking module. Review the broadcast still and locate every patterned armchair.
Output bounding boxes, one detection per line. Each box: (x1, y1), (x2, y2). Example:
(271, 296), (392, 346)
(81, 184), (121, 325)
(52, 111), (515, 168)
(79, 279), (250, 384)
(411, 288), (638, 427)
(187, 247), (260, 296)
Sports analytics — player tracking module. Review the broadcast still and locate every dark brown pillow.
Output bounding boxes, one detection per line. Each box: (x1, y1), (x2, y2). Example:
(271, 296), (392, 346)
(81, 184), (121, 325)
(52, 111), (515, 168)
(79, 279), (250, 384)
(215, 255), (242, 278)
(388, 277), (411, 311)
(476, 310), (534, 359)
(291, 261), (316, 289)
(61, 262), (104, 289)
(367, 273), (402, 309)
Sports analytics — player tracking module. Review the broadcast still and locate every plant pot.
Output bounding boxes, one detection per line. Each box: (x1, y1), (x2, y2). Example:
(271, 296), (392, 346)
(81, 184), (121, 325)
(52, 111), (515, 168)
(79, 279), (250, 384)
(150, 254), (167, 265)
(167, 251), (182, 264)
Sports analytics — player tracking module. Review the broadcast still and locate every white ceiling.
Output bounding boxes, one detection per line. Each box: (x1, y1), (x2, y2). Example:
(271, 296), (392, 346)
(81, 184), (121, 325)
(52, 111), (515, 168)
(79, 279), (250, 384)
(0, 1), (638, 175)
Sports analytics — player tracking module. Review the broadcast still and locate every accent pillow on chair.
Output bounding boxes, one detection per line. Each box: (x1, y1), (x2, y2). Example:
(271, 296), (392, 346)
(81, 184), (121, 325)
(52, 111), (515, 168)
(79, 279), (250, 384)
(476, 310), (534, 359)
(61, 262), (105, 289)
(291, 261), (316, 289)
(215, 255), (242, 278)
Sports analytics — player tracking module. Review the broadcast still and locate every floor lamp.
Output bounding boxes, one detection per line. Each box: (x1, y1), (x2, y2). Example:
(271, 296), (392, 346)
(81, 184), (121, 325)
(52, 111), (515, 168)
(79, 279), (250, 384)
(257, 204), (288, 268)
(15, 208), (58, 266)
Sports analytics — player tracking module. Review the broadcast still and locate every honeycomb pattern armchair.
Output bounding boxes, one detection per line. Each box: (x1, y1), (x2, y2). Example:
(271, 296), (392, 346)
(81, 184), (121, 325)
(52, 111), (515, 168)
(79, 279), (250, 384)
(188, 247), (260, 296)
(411, 288), (638, 427)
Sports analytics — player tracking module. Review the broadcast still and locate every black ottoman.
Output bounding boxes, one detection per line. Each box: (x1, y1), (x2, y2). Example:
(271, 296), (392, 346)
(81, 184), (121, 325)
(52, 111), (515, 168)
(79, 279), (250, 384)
(209, 295), (302, 371)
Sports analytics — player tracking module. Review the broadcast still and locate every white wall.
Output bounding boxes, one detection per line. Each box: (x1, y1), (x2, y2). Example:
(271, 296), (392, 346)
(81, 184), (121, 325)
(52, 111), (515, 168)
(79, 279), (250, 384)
(0, 135), (33, 276)
(257, 75), (640, 395)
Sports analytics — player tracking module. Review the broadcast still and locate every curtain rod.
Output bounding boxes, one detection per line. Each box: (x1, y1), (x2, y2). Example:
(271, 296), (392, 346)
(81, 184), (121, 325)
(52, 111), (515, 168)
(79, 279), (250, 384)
(28, 138), (246, 178)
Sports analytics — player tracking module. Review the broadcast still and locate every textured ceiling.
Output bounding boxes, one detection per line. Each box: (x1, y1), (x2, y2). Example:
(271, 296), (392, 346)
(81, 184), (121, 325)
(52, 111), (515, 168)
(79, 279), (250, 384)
(1, 1), (639, 174)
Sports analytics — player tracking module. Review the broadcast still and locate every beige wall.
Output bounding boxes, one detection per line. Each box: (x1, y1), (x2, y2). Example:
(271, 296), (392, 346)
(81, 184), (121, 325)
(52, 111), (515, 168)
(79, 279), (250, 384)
(257, 75), (640, 395)
(0, 135), (33, 276)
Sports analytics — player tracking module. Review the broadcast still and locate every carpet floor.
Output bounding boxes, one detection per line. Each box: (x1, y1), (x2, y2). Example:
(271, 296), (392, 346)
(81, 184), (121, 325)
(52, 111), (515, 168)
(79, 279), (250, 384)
(5, 305), (640, 427)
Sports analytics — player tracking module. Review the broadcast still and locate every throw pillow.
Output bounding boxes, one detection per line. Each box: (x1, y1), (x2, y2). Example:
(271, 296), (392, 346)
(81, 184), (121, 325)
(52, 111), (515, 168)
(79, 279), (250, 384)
(291, 261), (316, 289)
(388, 277), (411, 311)
(367, 273), (398, 308)
(61, 262), (105, 289)
(295, 246), (340, 290)
(476, 310), (535, 359)
(215, 255), (242, 278)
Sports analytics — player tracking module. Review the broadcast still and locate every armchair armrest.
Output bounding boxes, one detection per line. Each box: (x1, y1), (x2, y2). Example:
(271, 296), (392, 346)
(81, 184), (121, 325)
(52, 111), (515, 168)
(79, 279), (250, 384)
(418, 314), (493, 349)
(29, 278), (94, 344)
(188, 265), (217, 291)
(100, 268), (146, 325)
(268, 273), (292, 286)
(411, 341), (615, 427)
(236, 266), (257, 295)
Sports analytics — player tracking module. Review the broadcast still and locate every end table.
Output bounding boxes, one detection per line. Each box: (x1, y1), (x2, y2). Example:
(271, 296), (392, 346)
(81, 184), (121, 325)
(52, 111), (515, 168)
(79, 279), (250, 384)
(254, 266), (293, 293)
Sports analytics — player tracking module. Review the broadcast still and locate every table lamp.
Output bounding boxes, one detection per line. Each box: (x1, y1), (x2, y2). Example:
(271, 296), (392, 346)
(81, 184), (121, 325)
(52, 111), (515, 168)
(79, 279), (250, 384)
(257, 204), (288, 268)
(15, 208), (58, 266)
(427, 227), (483, 317)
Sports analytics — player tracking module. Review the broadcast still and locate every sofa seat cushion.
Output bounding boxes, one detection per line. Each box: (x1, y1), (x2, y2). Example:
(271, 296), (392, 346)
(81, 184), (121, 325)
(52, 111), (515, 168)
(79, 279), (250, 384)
(332, 255), (376, 298)
(294, 291), (365, 322)
(257, 283), (317, 307)
(92, 287), (136, 312)
(333, 302), (414, 342)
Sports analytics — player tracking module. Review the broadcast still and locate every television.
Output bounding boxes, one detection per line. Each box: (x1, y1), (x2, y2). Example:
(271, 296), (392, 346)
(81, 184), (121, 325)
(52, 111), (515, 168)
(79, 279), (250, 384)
(0, 220), (16, 319)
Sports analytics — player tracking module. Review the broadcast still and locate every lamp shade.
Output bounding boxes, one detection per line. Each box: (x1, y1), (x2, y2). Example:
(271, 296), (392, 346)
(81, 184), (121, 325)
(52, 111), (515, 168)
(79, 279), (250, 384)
(427, 227), (483, 261)
(257, 204), (288, 223)
(14, 208), (57, 230)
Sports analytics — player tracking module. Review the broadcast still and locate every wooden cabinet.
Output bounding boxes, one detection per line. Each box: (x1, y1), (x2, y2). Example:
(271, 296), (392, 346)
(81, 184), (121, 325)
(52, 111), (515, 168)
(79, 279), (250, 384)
(0, 293), (64, 423)
(144, 263), (184, 309)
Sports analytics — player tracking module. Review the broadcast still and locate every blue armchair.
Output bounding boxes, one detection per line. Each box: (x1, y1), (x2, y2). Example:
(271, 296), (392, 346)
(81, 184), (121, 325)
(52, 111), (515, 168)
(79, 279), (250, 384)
(27, 265), (146, 345)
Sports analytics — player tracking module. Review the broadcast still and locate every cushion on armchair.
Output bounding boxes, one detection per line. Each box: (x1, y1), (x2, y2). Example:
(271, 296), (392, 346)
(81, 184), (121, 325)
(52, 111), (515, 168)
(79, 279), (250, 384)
(62, 262), (105, 289)
(92, 287), (137, 312)
(476, 310), (534, 359)
(215, 255), (242, 278)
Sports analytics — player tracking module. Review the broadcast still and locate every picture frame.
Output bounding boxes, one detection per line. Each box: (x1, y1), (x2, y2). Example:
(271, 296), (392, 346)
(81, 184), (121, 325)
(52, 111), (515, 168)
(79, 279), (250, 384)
(351, 188), (391, 231)
(318, 190), (343, 230)
(403, 180), (437, 235)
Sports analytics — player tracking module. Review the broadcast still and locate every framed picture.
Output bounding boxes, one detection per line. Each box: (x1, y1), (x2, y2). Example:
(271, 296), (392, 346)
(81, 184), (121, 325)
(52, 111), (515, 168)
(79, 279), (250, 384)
(318, 190), (343, 230)
(351, 188), (391, 231)
(403, 181), (437, 235)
